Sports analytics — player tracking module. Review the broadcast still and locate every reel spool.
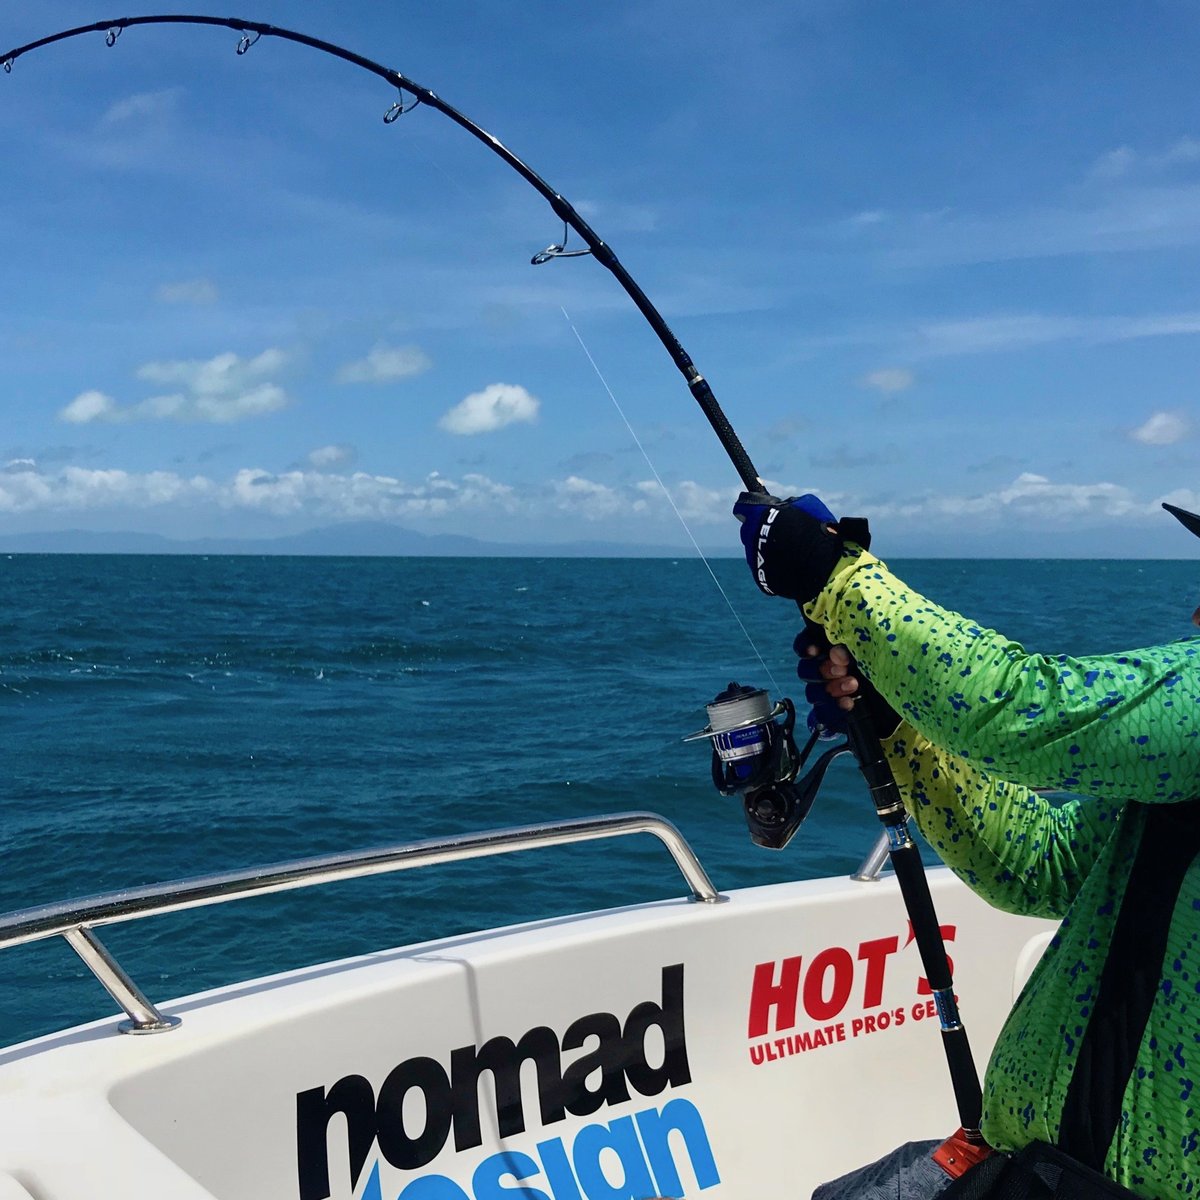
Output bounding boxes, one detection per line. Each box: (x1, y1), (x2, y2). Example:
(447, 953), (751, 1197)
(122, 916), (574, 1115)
(685, 682), (813, 849)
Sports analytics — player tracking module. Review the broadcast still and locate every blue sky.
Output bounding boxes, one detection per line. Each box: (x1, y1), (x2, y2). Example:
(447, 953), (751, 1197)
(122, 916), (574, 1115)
(2, 1), (1200, 556)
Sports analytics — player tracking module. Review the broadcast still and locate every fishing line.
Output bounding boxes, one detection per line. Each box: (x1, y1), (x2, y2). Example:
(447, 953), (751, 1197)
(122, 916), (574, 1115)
(563, 307), (783, 696)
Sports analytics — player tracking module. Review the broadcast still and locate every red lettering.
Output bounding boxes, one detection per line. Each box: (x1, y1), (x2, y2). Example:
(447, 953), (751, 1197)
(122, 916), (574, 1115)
(907, 923), (956, 995)
(752, 932), (931, 1043)
(803, 946), (854, 1021)
(857, 936), (899, 1007)
(748, 957), (802, 1037)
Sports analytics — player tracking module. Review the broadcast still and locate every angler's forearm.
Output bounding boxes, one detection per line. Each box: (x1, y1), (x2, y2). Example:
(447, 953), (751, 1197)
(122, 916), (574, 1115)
(807, 549), (1200, 801)
(883, 723), (1117, 918)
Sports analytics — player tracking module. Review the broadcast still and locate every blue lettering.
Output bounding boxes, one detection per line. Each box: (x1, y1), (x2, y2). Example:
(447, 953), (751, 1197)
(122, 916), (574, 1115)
(572, 1116), (656, 1200)
(356, 1100), (720, 1200)
(362, 1163), (383, 1200)
(397, 1175), (469, 1199)
(636, 1099), (721, 1194)
(536, 1137), (583, 1200)
(471, 1151), (550, 1200)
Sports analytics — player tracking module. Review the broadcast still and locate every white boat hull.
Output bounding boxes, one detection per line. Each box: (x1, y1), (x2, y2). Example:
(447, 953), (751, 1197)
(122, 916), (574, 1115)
(0, 867), (1054, 1200)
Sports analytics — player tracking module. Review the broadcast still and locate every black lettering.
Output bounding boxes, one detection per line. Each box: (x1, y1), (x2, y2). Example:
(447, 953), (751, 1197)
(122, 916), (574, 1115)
(375, 1056), (453, 1170)
(623, 963), (691, 1096)
(561, 1011), (631, 1115)
(296, 1074), (376, 1200)
(450, 1025), (564, 1151)
(295, 963), (692, 1185)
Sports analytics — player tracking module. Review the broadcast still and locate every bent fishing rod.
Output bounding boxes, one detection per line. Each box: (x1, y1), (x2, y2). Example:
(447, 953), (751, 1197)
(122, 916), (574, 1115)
(2, 13), (761, 498)
(3, 13), (982, 1143)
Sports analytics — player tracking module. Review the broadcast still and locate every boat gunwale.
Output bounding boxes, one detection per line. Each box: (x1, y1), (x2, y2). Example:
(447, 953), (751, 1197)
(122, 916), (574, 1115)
(0, 811), (720, 951)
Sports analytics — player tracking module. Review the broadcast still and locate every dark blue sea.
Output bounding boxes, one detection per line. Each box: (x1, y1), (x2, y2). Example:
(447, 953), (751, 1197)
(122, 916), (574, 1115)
(2, 554), (1197, 1047)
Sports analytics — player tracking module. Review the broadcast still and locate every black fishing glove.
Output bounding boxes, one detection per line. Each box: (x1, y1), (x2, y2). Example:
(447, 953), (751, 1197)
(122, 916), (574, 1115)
(794, 624), (902, 739)
(732, 492), (845, 604)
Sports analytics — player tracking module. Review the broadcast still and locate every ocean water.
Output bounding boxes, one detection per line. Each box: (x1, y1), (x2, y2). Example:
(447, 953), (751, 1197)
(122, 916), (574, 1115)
(2, 553), (1197, 1047)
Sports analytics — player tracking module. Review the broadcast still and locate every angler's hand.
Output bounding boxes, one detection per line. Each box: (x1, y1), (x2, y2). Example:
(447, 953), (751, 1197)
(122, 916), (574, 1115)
(795, 629), (902, 737)
(795, 624), (851, 737)
(732, 492), (845, 604)
(807, 642), (860, 712)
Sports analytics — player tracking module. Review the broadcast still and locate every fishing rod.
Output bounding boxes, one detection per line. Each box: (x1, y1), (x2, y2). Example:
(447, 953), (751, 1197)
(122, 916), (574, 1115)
(2, 13), (982, 1146)
(1, 13), (762, 497)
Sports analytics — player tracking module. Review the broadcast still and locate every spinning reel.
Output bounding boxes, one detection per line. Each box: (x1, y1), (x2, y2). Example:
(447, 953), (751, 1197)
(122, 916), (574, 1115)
(685, 682), (849, 849)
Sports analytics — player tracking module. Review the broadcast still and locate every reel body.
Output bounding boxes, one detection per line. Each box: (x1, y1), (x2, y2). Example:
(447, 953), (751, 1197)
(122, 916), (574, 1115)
(687, 683), (814, 848)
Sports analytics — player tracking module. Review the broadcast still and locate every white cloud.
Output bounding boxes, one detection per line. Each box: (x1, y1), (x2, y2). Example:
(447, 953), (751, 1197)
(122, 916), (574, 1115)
(1089, 145), (1136, 182)
(8, 457), (1196, 550)
(1160, 137), (1200, 168)
(3, 460), (718, 529)
(0, 466), (213, 513)
(915, 310), (1200, 357)
(633, 479), (736, 524)
(975, 473), (1136, 517)
(136, 348), (285, 393)
(553, 476), (629, 520)
(545, 476), (732, 524)
(861, 367), (915, 394)
(337, 344), (431, 384)
(308, 444), (356, 469)
(0, 463), (518, 521)
(879, 179), (1200, 269)
(225, 468), (517, 518)
(574, 199), (659, 233)
(867, 473), (1142, 525)
(156, 278), (219, 305)
(60, 391), (117, 424)
(59, 350), (291, 425)
(797, 307), (1200, 362)
(672, 480), (732, 522)
(439, 383), (539, 435)
(100, 89), (181, 126)
(1130, 410), (1191, 445)
(1159, 487), (1200, 514)
(917, 314), (1085, 356)
(555, 471), (1162, 533)
(1090, 138), (1200, 182)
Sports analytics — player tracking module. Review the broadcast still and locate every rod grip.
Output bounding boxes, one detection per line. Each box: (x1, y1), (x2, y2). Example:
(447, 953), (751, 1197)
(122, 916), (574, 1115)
(808, 624), (984, 1139)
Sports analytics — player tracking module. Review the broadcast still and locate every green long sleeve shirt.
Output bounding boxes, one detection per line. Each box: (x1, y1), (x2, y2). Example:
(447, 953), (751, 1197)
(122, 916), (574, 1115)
(807, 550), (1200, 1199)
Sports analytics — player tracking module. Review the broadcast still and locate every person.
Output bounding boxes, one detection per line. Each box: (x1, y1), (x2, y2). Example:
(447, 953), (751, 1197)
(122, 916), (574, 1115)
(732, 494), (1200, 1200)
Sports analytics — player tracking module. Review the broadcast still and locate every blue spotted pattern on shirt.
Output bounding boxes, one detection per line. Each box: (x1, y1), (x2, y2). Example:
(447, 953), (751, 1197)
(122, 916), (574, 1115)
(808, 549), (1200, 1200)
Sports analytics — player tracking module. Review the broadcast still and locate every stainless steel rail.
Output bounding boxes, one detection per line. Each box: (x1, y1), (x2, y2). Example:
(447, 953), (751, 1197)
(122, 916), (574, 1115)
(0, 812), (720, 1035)
(851, 830), (893, 882)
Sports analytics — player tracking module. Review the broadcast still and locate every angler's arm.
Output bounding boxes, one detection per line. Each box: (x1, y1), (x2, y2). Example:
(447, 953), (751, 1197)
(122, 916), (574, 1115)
(807, 550), (1200, 802)
(882, 723), (1120, 918)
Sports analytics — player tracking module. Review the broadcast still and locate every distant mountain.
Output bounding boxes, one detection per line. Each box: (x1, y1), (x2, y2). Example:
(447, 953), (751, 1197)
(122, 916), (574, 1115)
(0, 521), (732, 558)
